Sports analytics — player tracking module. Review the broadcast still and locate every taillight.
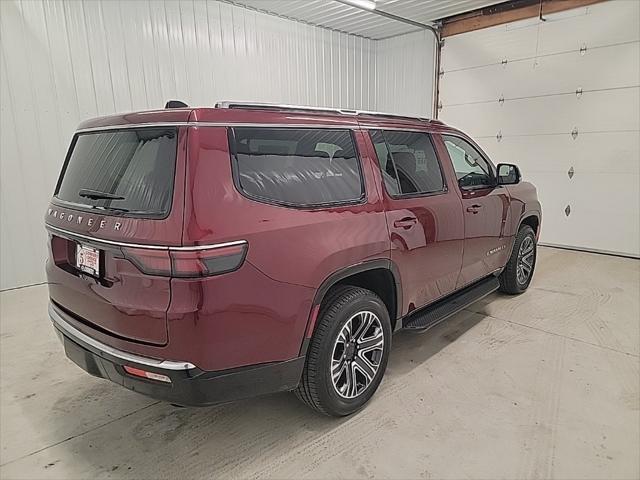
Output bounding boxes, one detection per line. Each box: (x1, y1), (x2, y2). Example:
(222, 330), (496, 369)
(121, 248), (172, 276)
(171, 244), (248, 277)
(122, 242), (248, 278)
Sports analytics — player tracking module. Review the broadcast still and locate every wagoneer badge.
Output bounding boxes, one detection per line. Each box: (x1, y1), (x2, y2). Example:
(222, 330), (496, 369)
(48, 208), (122, 231)
(486, 244), (506, 256)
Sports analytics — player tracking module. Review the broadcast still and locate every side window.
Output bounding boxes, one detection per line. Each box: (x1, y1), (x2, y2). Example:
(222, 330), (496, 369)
(370, 130), (445, 196)
(369, 130), (400, 196)
(230, 128), (364, 207)
(442, 135), (494, 189)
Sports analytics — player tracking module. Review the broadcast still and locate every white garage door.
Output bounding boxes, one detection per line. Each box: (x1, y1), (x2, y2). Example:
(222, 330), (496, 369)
(439, 0), (639, 257)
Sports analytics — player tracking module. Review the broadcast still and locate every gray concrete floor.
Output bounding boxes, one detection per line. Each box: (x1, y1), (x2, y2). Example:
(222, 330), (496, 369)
(0, 247), (638, 479)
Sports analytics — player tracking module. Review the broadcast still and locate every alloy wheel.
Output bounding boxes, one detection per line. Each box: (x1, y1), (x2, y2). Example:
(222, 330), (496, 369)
(330, 311), (384, 399)
(516, 235), (535, 285)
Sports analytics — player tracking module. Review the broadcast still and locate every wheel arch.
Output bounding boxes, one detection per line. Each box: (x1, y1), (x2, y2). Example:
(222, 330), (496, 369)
(299, 259), (402, 356)
(519, 212), (540, 237)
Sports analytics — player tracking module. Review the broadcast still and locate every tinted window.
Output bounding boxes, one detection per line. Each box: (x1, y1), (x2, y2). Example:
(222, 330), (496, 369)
(370, 130), (444, 196)
(231, 128), (363, 206)
(442, 135), (493, 189)
(56, 128), (177, 216)
(369, 131), (400, 196)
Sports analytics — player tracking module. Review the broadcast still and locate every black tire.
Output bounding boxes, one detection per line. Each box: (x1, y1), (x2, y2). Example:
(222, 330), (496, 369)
(295, 285), (392, 416)
(499, 225), (537, 294)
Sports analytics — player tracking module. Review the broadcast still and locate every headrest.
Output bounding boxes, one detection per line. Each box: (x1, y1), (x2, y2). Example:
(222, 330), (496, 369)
(393, 152), (417, 174)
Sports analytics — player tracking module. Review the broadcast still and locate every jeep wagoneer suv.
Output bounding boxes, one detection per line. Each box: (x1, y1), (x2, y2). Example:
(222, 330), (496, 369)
(45, 102), (541, 416)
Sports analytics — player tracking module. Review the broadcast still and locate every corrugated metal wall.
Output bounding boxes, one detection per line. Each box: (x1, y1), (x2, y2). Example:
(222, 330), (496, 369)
(376, 30), (435, 118)
(0, 0), (435, 290)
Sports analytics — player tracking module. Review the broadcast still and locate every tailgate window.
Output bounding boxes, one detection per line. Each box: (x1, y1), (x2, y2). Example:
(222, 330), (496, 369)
(55, 127), (178, 217)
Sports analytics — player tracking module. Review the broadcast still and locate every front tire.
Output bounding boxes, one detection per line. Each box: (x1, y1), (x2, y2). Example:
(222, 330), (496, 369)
(295, 286), (391, 416)
(499, 225), (537, 294)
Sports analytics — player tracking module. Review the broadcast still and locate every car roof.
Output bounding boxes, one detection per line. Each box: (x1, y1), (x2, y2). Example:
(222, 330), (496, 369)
(76, 102), (452, 133)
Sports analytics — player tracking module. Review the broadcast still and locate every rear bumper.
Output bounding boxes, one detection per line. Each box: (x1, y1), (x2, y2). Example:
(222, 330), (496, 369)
(49, 303), (305, 406)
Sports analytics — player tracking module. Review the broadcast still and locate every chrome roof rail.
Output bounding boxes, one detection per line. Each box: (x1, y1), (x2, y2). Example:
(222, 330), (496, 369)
(215, 101), (431, 122)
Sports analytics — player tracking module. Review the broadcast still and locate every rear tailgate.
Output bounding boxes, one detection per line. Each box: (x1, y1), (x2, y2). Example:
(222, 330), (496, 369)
(45, 126), (187, 346)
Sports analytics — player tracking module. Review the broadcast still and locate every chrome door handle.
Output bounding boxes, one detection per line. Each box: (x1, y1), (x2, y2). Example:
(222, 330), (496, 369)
(466, 204), (482, 214)
(393, 217), (417, 229)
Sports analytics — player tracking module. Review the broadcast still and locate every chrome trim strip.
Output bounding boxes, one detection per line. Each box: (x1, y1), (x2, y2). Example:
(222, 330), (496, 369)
(215, 101), (432, 122)
(49, 303), (196, 370)
(357, 124), (433, 133)
(76, 122), (359, 133)
(77, 122), (440, 134)
(76, 122), (189, 133)
(198, 122), (356, 129)
(217, 101), (356, 115)
(45, 224), (247, 251)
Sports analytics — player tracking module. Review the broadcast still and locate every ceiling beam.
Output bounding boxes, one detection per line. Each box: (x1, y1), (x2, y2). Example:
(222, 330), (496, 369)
(334, 0), (439, 37)
(441, 0), (607, 38)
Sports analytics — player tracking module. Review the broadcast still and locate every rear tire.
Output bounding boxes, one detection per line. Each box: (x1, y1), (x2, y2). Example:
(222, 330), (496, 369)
(499, 225), (537, 294)
(295, 286), (391, 416)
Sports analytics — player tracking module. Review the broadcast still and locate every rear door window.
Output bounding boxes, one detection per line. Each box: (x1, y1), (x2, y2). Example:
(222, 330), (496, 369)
(369, 130), (445, 196)
(230, 128), (364, 207)
(55, 128), (178, 217)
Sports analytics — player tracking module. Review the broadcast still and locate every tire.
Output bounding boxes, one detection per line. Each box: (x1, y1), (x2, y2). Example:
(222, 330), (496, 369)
(499, 225), (537, 294)
(295, 285), (392, 416)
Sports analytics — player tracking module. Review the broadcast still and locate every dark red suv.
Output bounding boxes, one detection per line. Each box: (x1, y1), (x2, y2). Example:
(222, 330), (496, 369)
(45, 102), (541, 416)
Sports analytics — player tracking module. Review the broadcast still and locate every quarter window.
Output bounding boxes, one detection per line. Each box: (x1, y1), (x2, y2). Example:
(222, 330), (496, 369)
(442, 135), (494, 189)
(230, 128), (364, 207)
(369, 131), (401, 196)
(370, 130), (445, 196)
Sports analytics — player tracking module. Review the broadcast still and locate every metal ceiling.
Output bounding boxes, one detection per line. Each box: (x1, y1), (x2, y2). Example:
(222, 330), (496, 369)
(225, 0), (505, 39)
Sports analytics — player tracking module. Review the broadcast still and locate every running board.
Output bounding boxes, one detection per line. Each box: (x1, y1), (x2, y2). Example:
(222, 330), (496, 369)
(402, 276), (500, 330)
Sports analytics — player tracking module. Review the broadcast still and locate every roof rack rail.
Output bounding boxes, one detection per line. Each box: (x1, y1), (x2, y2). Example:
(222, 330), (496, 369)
(215, 101), (431, 122)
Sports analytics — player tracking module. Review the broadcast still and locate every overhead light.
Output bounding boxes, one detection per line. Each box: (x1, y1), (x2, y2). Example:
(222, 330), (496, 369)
(340, 0), (376, 11)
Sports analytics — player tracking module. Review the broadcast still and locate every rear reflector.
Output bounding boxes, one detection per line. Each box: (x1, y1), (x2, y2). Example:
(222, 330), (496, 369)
(122, 242), (248, 278)
(123, 365), (171, 383)
(305, 304), (321, 338)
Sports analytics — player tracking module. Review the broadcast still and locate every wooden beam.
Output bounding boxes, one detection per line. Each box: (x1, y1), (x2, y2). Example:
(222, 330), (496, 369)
(441, 0), (607, 38)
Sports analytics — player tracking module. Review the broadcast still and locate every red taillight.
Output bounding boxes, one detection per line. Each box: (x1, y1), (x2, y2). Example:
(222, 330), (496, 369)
(121, 248), (172, 276)
(171, 244), (247, 277)
(122, 242), (248, 278)
(123, 365), (171, 383)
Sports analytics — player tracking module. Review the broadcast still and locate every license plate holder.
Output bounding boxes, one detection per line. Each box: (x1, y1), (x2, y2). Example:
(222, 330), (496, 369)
(76, 243), (100, 277)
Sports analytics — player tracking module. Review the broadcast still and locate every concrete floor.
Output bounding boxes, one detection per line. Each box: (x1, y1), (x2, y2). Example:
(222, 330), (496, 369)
(0, 247), (638, 479)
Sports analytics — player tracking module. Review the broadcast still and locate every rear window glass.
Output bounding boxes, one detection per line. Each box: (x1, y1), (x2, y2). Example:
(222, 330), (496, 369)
(230, 128), (364, 207)
(55, 128), (178, 217)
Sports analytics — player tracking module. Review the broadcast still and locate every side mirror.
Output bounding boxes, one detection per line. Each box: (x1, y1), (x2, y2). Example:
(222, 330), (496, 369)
(497, 163), (521, 185)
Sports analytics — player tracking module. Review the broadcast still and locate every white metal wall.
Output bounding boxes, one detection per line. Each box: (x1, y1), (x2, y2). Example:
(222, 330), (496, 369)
(2, 0), (430, 290)
(440, 0), (640, 257)
(376, 30), (436, 118)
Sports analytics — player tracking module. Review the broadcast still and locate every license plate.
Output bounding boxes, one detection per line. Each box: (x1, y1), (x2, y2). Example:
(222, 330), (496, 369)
(76, 243), (100, 277)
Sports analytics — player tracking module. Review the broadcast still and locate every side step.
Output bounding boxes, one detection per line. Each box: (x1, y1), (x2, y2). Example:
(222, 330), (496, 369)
(402, 276), (500, 330)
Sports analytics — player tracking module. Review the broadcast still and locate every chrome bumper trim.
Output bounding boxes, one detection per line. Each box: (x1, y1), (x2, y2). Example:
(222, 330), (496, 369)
(48, 303), (196, 371)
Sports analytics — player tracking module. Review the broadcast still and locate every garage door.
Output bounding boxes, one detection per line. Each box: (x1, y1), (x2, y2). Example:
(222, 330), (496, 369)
(439, 0), (639, 257)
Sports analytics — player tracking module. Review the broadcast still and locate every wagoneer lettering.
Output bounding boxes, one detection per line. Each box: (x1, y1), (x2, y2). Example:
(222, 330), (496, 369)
(47, 209), (121, 231)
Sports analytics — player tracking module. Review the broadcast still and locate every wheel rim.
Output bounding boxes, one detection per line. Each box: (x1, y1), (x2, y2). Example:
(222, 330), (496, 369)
(516, 235), (535, 285)
(330, 311), (384, 399)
